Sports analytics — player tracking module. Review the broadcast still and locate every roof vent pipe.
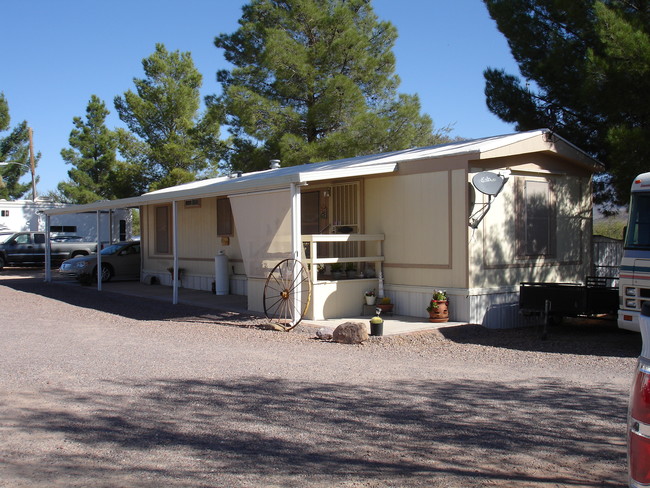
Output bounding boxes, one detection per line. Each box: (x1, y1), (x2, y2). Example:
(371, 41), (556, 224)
(270, 159), (281, 169)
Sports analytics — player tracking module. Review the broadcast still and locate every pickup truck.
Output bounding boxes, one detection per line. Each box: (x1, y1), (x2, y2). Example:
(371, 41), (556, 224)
(0, 231), (96, 269)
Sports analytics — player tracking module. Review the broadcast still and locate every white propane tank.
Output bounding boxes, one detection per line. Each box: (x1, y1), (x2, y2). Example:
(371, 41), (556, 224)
(214, 251), (229, 295)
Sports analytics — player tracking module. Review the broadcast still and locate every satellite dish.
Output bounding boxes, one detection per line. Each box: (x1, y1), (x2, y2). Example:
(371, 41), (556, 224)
(472, 171), (505, 196)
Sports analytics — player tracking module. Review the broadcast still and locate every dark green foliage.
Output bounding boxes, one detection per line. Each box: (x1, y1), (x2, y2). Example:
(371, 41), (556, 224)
(114, 43), (226, 191)
(483, 0), (650, 212)
(0, 95), (38, 200)
(214, 0), (449, 172)
(58, 95), (131, 203)
(0, 93), (9, 132)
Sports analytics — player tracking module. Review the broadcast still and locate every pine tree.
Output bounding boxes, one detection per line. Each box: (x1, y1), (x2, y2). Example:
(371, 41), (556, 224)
(0, 93), (9, 132)
(115, 43), (225, 190)
(59, 95), (129, 203)
(483, 0), (650, 211)
(214, 0), (448, 172)
(0, 94), (38, 200)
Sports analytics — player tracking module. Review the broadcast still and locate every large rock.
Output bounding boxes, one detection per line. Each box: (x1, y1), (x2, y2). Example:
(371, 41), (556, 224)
(332, 322), (369, 344)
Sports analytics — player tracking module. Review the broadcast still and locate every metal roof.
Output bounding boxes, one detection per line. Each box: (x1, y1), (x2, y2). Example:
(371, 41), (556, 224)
(42, 129), (599, 216)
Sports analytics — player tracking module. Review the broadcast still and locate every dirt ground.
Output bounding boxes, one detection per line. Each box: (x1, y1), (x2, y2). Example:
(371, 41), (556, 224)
(0, 269), (641, 487)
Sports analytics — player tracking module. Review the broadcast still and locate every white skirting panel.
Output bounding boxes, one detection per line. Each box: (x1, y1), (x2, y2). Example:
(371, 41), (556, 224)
(382, 285), (470, 323)
(468, 289), (538, 329)
(141, 272), (248, 297)
(177, 273), (213, 291)
(383, 285), (533, 329)
(230, 275), (248, 296)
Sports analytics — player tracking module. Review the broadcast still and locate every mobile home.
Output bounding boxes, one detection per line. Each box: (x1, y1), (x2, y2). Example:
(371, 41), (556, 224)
(42, 130), (602, 328)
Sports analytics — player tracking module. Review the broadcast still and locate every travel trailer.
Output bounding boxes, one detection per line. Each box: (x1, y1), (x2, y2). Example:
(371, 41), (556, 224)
(0, 199), (133, 243)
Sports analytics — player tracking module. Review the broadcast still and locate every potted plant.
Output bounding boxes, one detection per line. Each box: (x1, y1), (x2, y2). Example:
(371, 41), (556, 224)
(345, 262), (356, 278)
(426, 289), (449, 322)
(364, 289), (376, 305)
(377, 296), (394, 313)
(369, 314), (384, 336)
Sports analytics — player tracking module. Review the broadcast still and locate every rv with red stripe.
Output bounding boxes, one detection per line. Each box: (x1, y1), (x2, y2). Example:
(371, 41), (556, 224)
(619, 172), (650, 333)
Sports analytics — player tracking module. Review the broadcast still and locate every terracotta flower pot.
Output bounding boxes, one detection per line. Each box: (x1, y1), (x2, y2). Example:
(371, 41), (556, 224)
(428, 300), (449, 323)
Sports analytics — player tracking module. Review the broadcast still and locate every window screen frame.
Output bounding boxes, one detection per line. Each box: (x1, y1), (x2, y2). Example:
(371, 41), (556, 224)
(217, 197), (233, 237)
(154, 204), (172, 255)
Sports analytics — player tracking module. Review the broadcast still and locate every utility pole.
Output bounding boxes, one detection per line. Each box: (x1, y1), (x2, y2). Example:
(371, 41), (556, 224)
(28, 127), (36, 201)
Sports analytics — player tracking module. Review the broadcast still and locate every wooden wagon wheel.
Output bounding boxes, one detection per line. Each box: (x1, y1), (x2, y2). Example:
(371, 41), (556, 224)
(263, 258), (312, 331)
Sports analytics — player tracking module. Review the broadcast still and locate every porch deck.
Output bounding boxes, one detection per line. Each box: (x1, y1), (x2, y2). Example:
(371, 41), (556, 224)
(94, 280), (467, 336)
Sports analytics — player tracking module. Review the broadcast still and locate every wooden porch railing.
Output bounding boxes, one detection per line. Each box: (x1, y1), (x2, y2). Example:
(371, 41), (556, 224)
(302, 234), (384, 284)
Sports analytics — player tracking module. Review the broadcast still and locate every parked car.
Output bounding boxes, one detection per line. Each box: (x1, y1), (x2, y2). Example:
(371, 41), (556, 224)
(0, 231), (97, 269)
(59, 241), (140, 283)
(628, 301), (650, 486)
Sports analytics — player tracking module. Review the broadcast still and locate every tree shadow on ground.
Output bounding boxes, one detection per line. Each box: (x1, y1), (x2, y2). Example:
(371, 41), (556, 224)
(1, 376), (628, 487)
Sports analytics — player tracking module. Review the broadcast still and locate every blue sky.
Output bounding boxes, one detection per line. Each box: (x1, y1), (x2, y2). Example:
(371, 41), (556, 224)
(2, 0), (520, 195)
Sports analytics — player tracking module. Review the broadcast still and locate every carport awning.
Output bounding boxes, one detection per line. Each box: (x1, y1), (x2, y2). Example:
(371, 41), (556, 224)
(40, 161), (398, 217)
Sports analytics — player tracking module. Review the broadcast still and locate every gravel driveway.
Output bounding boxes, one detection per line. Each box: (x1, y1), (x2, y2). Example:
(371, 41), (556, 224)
(0, 270), (641, 487)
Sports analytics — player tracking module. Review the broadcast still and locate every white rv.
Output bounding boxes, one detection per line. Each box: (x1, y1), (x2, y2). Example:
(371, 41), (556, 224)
(618, 172), (650, 332)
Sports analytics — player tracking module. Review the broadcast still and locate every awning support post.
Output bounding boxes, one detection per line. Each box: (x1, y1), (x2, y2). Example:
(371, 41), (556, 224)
(108, 209), (113, 244)
(44, 214), (51, 282)
(290, 183), (302, 325)
(96, 210), (102, 291)
(172, 200), (179, 305)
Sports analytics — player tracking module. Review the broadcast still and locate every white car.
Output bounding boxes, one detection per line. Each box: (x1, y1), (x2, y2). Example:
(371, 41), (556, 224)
(628, 301), (650, 486)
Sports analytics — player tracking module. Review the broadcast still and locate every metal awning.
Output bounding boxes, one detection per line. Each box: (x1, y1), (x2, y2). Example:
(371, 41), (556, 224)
(40, 161), (399, 217)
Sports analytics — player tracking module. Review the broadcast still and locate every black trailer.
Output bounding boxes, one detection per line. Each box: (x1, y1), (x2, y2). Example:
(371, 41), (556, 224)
(519, 276), (619, 320)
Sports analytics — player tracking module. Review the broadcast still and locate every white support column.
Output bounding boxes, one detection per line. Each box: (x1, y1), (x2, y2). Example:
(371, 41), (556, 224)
(96, 210), (102, 291)
(44, 214), (51, 282)
(108, 209), (114, 244)
(290, 183), (302, 325)
(172, 200), (179, 305)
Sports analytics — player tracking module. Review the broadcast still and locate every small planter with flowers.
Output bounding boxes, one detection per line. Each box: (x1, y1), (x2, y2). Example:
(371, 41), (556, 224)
(426, 290), (449, 323)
